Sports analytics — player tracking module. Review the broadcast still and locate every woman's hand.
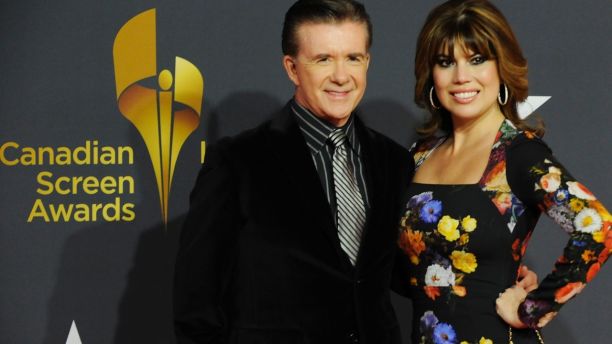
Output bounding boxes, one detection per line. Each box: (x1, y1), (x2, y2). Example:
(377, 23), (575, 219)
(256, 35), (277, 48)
(516, 265), (538, 292)
(495, 285), (528, 328)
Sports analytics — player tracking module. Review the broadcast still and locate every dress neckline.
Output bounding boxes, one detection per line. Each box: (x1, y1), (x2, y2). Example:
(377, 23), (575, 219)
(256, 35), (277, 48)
(412, 119), (512, 186)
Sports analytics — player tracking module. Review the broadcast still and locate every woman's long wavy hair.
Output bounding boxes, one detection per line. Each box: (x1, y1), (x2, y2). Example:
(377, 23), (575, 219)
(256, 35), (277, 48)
(414, 0), (544, 137)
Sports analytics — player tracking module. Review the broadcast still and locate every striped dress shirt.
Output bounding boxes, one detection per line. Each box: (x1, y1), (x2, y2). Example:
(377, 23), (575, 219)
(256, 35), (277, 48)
(291, 99), (370, 225)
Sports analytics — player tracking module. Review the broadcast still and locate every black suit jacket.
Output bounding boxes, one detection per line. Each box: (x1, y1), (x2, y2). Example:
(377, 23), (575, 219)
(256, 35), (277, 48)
(174, 103), (414, 344)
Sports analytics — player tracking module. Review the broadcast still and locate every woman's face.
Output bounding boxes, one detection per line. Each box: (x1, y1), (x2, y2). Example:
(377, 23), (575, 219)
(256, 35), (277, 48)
(432, 43), (502, 124)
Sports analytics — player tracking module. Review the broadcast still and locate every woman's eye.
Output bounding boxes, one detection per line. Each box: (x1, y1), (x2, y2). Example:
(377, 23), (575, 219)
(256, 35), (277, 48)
(471, 55), (487, 65)
(436, 57), (453, 68)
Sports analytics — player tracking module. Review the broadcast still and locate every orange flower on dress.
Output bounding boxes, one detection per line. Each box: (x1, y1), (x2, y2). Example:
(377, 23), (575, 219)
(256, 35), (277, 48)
(424, 286), (440, 300)
(483, 161), (510, 193)
(588, 200), (611, 222)
(587, 263), (601, 283)
(581, 250), (596, 263)
(554, 282), (585, 304)
(452, 285), (466, 297)
(603, 222), (612, 248)
(399, 229), (426, 265)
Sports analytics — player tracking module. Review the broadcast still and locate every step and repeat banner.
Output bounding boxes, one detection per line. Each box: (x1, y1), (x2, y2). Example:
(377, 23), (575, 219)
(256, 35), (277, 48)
(1, 1), (609, 343)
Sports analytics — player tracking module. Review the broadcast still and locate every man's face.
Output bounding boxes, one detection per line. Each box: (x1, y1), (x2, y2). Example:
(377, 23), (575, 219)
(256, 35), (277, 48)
(283, 21), (370, 127)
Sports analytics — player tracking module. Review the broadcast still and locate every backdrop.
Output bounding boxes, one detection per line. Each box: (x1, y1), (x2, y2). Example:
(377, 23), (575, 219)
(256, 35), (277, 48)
(0, 1), (610, 343)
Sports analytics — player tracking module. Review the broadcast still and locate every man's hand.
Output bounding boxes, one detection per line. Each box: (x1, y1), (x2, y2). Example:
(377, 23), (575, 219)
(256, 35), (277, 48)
(516, 265), (538, 292)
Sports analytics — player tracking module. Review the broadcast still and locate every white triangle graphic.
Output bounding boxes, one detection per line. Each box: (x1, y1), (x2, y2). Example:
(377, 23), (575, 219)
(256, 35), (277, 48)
(66, 320), (82, 344)
(517, 96), (551, 119)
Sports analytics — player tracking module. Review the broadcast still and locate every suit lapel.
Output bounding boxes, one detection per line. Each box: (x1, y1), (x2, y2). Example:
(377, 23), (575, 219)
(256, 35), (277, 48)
(265, 105), (343, 258)
(353, 119), (385, 268)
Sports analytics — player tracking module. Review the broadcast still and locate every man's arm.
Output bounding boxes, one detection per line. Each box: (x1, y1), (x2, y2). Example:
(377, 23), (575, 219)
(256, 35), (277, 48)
(174, 143), (241, 344)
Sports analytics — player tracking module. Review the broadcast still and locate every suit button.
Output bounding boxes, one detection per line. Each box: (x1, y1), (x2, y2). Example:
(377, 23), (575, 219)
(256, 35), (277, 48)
(347, 332), (359, 343)
(356, 279), (364, 285)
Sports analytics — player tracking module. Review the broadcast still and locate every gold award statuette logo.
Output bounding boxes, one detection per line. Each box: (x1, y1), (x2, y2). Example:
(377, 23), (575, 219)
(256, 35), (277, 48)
(113, 9), (204, 224)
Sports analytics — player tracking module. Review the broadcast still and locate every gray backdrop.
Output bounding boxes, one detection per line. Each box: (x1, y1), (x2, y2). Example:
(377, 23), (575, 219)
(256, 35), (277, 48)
(0, 0), (610, 343)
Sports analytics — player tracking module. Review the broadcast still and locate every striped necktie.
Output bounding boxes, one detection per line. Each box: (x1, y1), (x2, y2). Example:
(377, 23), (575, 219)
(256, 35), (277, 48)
(329, 128), (366, 265)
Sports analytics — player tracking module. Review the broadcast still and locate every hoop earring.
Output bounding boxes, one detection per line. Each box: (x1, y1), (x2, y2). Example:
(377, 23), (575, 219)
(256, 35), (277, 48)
(429, 86), (440, 110)
(498, 84), (509, 106)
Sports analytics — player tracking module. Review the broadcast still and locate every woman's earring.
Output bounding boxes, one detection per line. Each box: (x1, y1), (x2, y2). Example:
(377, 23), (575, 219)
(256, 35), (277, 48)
(498, 84), (509, 106)
(429, 86), (440, 110)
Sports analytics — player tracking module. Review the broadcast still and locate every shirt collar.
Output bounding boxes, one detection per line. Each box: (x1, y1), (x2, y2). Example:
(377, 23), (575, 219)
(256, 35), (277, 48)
(290, 98), (359, 155)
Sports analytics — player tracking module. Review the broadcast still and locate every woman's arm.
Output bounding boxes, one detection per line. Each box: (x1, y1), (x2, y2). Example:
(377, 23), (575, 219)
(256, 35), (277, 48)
(497, 134), (610, 329)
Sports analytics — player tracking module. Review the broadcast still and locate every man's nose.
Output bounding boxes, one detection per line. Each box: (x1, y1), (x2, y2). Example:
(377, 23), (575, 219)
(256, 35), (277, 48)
(330, 61), (350, 84)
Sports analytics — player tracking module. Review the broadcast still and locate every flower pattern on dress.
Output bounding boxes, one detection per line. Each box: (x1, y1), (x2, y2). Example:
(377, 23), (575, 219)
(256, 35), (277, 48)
(404, 120), (610, 336)
(517, 155), (611, 328)
(478, 121), (526, 233)
(399, 191), (480, 301)
(419, 311), (494, 344)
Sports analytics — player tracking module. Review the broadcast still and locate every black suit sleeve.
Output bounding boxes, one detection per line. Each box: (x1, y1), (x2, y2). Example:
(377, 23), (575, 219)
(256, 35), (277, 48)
(174, 142), (242, 344)
(390, 144), (416, 297)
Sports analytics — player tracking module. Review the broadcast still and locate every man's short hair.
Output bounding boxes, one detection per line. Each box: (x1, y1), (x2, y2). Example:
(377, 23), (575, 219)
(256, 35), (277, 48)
(282, 0), (372, 56)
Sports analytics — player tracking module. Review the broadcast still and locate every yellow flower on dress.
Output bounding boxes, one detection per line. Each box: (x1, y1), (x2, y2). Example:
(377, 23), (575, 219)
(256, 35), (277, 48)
(479, 337), (493, 344)
(437, 215), (460, 241)
(569, 198), (585, 212)
(451, 250), (478, 273)
(459, 233), (470, 245)
(461, 215), (477, 232)
(593, 230), (605, 243)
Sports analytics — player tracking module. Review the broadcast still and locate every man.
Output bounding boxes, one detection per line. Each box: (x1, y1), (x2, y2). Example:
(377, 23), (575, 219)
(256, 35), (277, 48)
(173, 1), (536, 343)
(174, 1), (411, 343)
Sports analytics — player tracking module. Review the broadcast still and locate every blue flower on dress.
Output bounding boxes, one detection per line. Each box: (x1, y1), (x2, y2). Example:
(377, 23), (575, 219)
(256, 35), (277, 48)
(554, 189), (570, 204)
(420, 200), (443, 223)
(432, 323), (457, 344)
(572, 240), (587, 247)
(419, 310), (439, 333)
(409, 191), (434, 208)
(511, 198), (525, 217)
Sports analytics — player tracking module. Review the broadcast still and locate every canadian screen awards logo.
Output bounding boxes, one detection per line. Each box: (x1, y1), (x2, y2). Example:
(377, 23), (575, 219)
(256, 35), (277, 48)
(113, 8), (204, 224)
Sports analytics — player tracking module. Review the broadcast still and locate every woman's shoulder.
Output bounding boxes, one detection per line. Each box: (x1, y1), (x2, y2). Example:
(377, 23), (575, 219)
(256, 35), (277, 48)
(498, 119), (549, 151)
(409, 135), (446, 166)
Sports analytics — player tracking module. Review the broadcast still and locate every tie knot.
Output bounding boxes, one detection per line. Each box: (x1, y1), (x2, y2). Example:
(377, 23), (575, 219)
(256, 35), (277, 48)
(329, 129), (347, 148)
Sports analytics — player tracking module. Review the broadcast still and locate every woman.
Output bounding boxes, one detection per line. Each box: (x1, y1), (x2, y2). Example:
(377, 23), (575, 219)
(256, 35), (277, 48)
(397, 0), (610, 342)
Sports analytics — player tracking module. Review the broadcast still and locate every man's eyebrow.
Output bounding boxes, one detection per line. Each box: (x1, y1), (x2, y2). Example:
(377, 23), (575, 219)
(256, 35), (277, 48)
(348, 53), (367, 58)
(312, 53), (331, 60)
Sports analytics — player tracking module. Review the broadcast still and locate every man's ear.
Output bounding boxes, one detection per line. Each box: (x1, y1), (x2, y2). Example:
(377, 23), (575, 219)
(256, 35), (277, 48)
(283, 55), (299, 86)
(365, 53), (371, 70)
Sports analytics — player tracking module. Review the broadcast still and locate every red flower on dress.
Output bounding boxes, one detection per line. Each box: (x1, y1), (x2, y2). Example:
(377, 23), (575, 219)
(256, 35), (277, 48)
(424, 286), (441, 300)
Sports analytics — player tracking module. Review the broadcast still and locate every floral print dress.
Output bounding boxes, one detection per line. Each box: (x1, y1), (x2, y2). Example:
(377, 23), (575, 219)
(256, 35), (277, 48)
(398, 120), (610, 344)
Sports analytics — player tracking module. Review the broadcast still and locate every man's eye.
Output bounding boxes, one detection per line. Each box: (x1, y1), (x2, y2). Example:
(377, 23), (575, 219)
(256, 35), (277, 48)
(317, 57), (330, 64)
(471, 55), (487, 65)
(348, 56), (363, 64)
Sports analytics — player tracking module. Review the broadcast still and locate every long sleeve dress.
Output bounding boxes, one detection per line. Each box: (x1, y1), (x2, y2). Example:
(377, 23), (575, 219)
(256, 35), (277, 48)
(397, 120), (610, 344)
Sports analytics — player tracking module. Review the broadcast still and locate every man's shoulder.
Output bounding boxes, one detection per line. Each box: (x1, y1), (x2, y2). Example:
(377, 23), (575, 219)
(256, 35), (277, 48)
(208, 104), (293, 157)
